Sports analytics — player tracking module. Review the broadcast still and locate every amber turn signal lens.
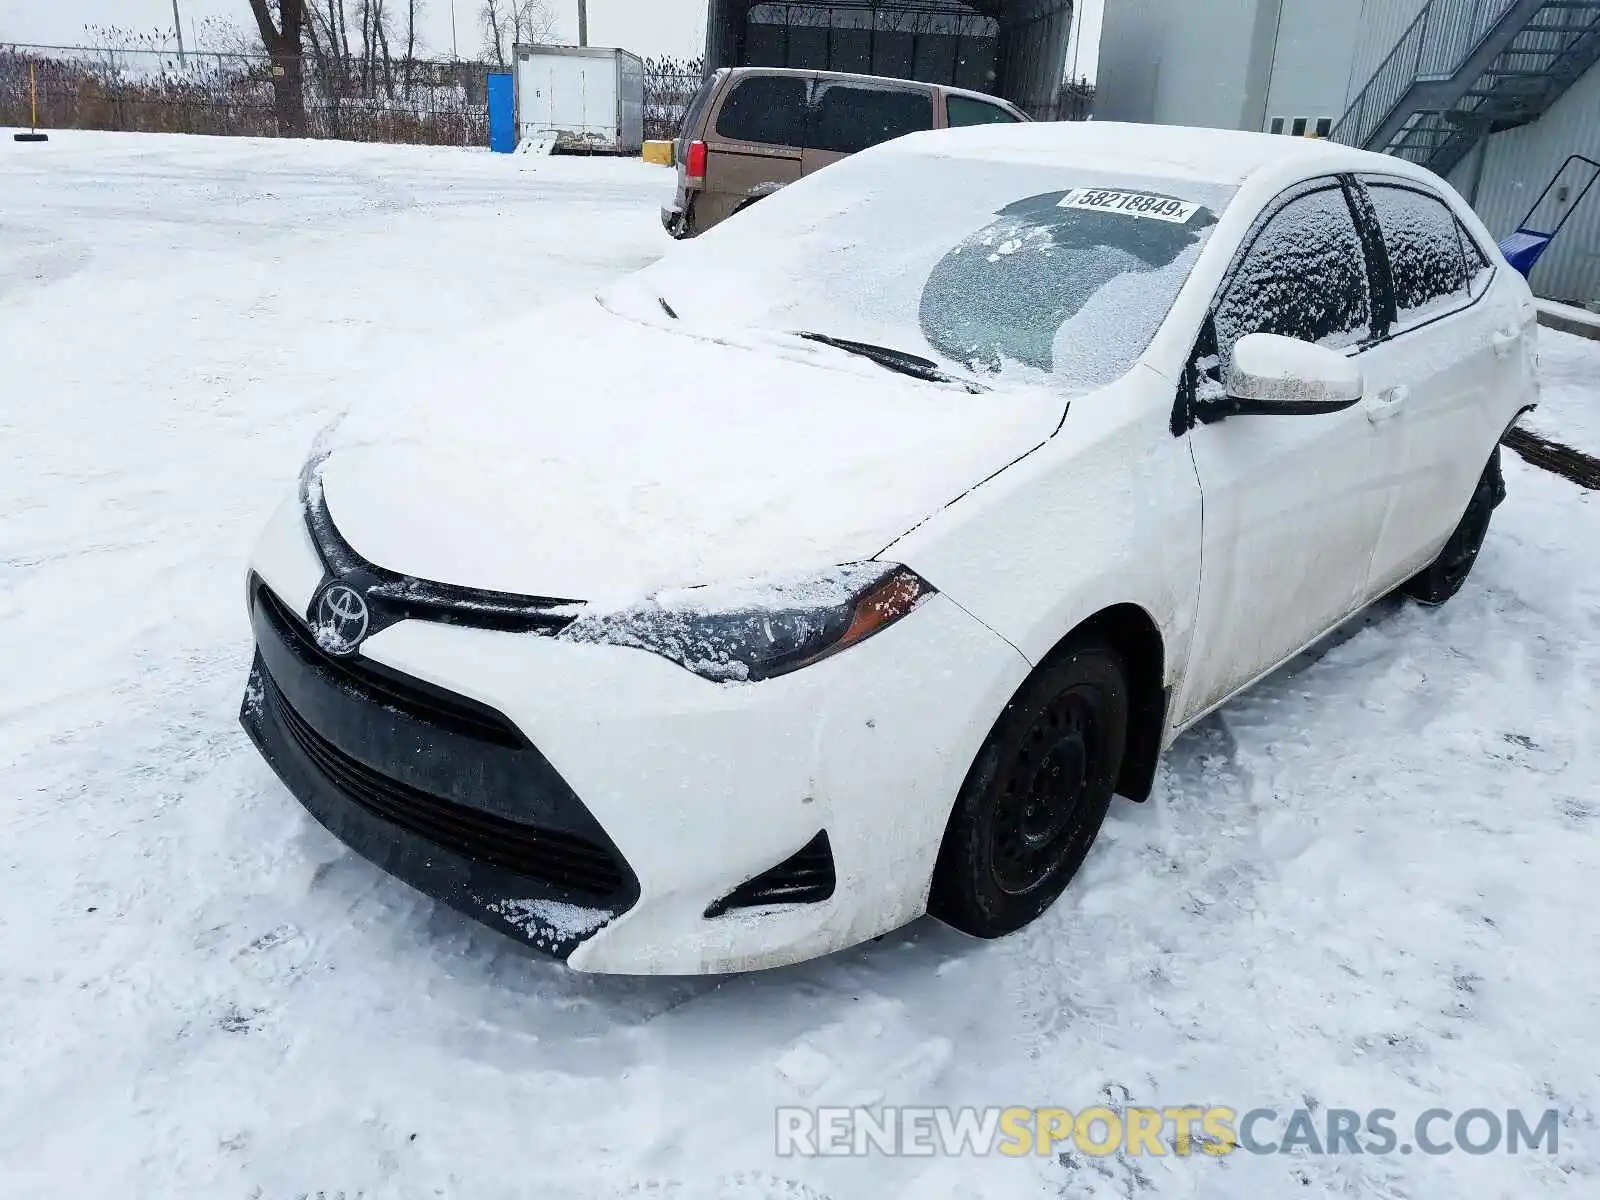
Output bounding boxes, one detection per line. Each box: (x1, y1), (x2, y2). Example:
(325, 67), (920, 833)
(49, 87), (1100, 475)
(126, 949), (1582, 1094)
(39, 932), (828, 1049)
(836, 568), (936, 655)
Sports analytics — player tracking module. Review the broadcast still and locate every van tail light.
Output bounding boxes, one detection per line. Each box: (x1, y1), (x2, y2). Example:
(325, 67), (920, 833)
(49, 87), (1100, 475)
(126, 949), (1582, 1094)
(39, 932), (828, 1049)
(685, 139), (707, 184)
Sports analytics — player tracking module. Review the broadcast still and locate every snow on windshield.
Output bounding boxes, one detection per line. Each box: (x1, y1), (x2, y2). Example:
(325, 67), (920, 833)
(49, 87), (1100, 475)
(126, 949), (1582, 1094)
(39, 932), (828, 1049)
(620, 150), (1237, 390)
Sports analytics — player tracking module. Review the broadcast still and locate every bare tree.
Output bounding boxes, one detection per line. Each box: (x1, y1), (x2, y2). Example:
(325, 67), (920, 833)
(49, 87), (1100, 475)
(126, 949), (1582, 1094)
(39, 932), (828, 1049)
(318, 0), (350, 61)
(356, 0), (392, 93)
(480, 0), (556, 68)
(479, 0), (503, 66)
(403, 0), (423, 92)
(245, 0), (307, 135)
(304, 1), (349, 94)
(376, 2), (395, 98)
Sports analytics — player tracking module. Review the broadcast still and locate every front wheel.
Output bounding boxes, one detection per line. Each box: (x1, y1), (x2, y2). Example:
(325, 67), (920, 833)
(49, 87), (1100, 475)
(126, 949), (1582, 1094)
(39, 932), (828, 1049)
(1403, 446), (1506, 607)
(930, 637), (1129, 939)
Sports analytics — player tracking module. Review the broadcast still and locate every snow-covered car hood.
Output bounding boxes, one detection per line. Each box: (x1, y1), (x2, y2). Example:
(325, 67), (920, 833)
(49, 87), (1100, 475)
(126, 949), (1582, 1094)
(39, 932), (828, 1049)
(314, 300), (1066, 603)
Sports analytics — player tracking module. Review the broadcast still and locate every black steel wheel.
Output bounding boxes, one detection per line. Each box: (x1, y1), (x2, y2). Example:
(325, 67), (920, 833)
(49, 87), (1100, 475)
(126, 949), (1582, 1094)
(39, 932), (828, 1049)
(931, 636), (1129, 938)
(1403, 446), (1506, 607)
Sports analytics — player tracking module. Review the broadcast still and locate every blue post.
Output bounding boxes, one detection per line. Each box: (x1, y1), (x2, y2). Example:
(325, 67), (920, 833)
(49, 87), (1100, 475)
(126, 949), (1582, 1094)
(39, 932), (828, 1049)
(488, 71), (516, 153)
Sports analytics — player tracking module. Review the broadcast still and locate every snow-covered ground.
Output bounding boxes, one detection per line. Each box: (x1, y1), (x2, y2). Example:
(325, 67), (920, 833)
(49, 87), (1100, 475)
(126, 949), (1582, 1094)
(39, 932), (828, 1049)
(1529, 328), (1600, 455)
(3, 131), (1599, 1200)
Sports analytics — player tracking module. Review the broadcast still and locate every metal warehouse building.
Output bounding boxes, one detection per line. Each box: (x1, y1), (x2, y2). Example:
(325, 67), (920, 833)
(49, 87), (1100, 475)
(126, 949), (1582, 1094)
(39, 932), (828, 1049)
(704, 0), (1078, 118)
(1096, 0), (1600, 306)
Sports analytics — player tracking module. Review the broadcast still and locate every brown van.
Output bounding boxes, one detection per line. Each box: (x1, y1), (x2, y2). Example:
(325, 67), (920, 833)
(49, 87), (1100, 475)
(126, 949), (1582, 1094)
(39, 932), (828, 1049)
(661, 67), (1030, 239)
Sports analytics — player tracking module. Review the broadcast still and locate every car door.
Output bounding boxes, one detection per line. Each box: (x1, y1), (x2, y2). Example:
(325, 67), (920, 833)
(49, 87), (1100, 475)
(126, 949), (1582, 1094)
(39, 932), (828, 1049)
(702, 73), (810, 226)
(801, 80), (936, 175)
(1350, 175), (1516, 592)
(1174, 177), (1404, 725)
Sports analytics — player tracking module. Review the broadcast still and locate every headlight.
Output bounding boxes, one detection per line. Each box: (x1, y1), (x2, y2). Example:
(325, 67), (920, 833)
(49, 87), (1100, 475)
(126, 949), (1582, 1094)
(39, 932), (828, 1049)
(558, 563), (936, 682)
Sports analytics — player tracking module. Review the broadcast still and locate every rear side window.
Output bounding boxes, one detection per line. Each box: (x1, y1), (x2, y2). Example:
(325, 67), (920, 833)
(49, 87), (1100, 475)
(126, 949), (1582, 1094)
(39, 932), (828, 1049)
(947, 95), (1022, 127)
(715, 76), (809, 146)
(677, 72), (721, 152)
(1213, 184), (1372, 365)
(1365, 183), (1474, 328)
(811, 84), (934, 154)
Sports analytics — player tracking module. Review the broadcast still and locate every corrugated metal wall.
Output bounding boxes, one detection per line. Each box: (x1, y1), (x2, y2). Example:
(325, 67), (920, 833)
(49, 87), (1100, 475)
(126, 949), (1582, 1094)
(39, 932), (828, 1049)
(1265, 0), (1364, 130)
(1097, 0), (1422, 131)
(1347, 0), (1430, 107)
(1000, 0), (1078, 119)
(1092, 0), (1166, 123)
(1447, 60), (1600, 305)
(705, 1), (1074, 117)
(1094, 0), (1265, 128)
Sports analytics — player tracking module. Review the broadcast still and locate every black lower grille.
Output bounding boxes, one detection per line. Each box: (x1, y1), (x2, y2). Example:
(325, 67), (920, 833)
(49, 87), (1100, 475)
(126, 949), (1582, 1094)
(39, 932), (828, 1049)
(705, 831), (836, 918)
(261, 670), (626, 898)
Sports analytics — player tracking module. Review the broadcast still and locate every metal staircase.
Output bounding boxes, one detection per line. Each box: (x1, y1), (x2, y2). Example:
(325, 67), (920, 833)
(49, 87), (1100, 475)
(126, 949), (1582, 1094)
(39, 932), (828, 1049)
(1331, 0), (1600, 176)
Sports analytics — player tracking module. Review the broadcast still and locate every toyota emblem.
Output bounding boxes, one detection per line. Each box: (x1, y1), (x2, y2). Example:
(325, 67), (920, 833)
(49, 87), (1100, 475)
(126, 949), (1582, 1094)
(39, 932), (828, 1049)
(312, 582), (369, 657)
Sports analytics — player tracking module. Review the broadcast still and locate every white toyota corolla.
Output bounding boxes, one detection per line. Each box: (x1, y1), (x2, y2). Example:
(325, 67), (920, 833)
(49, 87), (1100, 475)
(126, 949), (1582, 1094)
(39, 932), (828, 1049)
(241, 122), (1537, 974)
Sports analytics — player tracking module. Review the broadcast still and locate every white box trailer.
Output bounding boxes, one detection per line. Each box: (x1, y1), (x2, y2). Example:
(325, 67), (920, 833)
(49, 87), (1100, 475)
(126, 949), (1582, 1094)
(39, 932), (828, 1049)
(514, 45), (645, 155)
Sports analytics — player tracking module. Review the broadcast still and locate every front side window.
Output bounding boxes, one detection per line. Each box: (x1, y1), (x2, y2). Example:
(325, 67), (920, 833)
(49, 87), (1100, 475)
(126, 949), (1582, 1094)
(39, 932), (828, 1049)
(809, 84), (934, 154)
(1363, 180), (1489, 330)
(947, 95), (1022, 127)
(1213, 184), (1372, 368)
(715, 76), (809, 146)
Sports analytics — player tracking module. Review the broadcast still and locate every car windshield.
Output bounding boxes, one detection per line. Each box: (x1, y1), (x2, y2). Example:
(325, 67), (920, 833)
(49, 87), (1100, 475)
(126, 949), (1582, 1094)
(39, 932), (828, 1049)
(619, 145), (1238, 391)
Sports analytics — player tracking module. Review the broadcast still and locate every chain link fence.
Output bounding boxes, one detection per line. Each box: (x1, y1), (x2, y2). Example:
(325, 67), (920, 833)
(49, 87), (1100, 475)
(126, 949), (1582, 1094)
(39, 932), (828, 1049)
(2, 43), (1088, 145)
(643, 70), (704, 142)
(1, 44), (713, 146)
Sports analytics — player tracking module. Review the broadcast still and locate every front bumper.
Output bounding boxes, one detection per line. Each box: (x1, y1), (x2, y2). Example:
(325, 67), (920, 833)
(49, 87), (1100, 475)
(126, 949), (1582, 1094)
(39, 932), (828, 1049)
(241, 580), (639, 958)
(241, 495), (1030, 973)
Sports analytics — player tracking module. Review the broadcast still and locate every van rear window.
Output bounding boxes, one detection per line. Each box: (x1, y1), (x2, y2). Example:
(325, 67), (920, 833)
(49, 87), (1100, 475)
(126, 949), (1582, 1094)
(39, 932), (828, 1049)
(716, 77), (809, 146)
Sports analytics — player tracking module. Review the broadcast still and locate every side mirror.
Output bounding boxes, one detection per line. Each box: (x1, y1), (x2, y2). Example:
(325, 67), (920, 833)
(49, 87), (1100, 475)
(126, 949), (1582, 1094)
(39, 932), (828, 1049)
(1221, 332), (1364, 417)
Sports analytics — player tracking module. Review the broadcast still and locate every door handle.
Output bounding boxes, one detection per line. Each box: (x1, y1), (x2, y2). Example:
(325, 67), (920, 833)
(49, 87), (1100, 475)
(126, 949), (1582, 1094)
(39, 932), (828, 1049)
(1492, 325), (1520, 357)
(1367, 385), (1408, 423)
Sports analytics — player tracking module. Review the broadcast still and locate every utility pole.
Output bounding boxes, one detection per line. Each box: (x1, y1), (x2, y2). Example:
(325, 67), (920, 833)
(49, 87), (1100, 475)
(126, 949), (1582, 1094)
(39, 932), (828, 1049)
(578, 0), (588, 47)
(1068, 0), (1082, 86)
(172, 0), (187, 64)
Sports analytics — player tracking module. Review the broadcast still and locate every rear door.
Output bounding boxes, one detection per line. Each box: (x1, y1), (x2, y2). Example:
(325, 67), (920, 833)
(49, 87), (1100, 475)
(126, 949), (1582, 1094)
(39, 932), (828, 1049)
(704, 73), (810, 216)
(1175, 178), (1403, 724)
(519, 58), (556, 133)
(801, 80), (936, 175)
(548, 55), (608, 142)
(1350, 175), (1510, 591)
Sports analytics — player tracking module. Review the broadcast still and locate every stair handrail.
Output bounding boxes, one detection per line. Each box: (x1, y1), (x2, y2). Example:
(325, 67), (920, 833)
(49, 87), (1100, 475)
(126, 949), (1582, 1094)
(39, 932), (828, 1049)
(1331, 2), (1434, 149)
(1331, 0), (1521, 151)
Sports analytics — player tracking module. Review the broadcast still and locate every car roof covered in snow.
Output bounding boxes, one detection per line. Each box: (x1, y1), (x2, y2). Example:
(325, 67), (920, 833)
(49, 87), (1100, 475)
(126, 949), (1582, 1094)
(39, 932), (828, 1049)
(885, 120), (1434, 189)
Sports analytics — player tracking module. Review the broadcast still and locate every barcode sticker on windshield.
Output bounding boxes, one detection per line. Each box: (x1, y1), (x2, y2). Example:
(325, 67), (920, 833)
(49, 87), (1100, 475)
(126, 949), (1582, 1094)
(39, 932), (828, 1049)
(1058, 189), (1200, 223)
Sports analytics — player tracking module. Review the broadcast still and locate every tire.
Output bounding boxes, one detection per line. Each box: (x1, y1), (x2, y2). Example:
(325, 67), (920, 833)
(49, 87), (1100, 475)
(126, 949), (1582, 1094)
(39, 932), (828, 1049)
(930, 636), (1129, 939)
(1402, 446), (1506, 607)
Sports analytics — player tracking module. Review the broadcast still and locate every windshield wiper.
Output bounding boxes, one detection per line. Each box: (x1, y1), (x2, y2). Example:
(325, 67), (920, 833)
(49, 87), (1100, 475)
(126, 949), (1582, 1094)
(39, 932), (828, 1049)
(797, 332), (989, 394)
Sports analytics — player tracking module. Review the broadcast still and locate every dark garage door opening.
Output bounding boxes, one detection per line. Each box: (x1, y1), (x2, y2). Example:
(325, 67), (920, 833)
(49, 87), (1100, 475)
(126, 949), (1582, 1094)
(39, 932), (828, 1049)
(705, 0), (1076, 119)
